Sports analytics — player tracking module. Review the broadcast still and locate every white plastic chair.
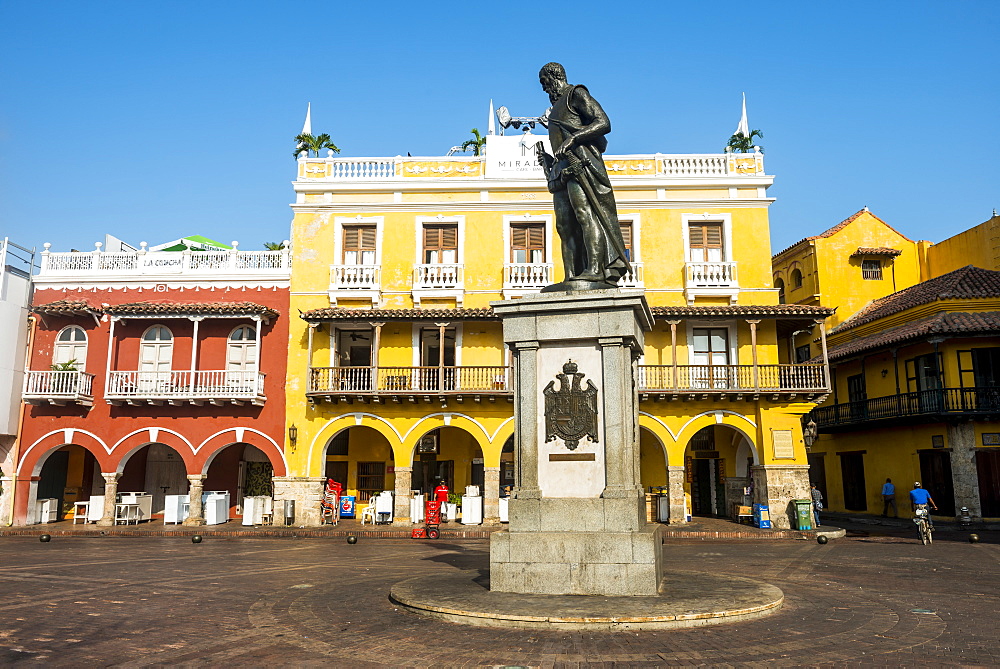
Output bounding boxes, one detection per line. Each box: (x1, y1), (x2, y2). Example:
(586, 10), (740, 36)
(359, 497), (378, 525)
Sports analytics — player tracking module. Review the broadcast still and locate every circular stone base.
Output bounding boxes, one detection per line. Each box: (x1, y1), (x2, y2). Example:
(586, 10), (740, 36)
(390, 570), (783, 631)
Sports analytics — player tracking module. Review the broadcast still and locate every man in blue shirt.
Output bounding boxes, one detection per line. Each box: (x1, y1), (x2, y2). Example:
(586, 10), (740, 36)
(881, 478), (897, 517)
(909, 482), (938, 513)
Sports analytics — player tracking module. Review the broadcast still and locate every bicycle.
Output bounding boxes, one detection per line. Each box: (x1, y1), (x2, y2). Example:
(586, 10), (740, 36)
(914, 503), (933, 545)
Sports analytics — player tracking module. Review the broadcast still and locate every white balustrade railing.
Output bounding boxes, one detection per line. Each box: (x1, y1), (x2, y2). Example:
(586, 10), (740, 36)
(105, 370), (265, 399)
(23, 370), (95, 398)
(413, 263), (462, 289)
(309, 366), (512, 393)
(661, 154), (729, 176)
(297, 153), (762, 182)
(330, 264), (381, 290)
(685, 261), (738, 287)
(504, 263), (552, 289)
(638, 364), (827, 392)
(39, 248), (290, 276)
(620, 262), (644, 288)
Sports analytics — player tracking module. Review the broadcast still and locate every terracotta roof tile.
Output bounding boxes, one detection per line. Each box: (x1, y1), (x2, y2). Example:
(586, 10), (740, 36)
(104, 301), (278, 318)
(32, 299), (102, 316)
(832, 266), (1000, 333)
(826, 311), (1000, 360)
(301, 304), (835, 322)
(302, 307), (497, 321)
(853, 247), (903, 257)
(772, 208), (913, 259)
(650, 305), (834, 318)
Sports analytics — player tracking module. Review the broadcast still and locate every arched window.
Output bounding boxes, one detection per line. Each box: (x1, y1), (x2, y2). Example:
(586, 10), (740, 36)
(140, 325), (173, 373)
(53, 326), (87, 370)
(790, 269), (803, 289)
(774, 278), (786, 304)
(227, 325), (258, 372)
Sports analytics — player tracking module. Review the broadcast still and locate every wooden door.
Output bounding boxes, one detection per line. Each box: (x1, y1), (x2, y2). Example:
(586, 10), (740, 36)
(839, 452), (868, 511)
(919, 450), (955, 516)
(976, 451), (1000, 517)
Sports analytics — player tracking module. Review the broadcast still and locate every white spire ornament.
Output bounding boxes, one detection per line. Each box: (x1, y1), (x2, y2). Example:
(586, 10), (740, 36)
(488, 99), (496, 136)
(302, 102), (312, 136)
(734, 92), (749, 138)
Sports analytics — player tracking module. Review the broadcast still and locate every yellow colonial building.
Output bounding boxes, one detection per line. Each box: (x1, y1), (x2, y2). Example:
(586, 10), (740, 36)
(282, 132), (832, 528)
(774, 210), (1000, 521)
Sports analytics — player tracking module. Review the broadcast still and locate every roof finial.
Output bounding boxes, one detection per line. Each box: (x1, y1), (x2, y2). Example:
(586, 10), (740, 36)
(863, 205), (869, 212)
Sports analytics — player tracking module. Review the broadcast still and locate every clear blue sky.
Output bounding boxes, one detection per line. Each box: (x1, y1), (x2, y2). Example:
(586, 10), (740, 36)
(1, 1), (997, 255)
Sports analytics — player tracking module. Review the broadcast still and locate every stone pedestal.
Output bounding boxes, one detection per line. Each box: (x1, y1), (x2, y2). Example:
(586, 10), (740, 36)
(948, 421), (982, 519)
(182, 475), (206, 526)
(96, 473), (121, 527)
(490, 290), (663, 596)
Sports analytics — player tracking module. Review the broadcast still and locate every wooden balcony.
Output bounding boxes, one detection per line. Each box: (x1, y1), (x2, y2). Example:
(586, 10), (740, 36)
(637, 363), (828, 401)
(811, 387), (1000, 432)
(23, 370), (96, 407)
(105, 370), (266, 406)
(307, 365), (512, 404)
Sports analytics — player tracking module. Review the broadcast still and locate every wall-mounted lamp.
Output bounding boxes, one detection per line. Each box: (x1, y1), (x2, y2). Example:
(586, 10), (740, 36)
(288, 424), (298, 448)
(802, 419), (818, 449)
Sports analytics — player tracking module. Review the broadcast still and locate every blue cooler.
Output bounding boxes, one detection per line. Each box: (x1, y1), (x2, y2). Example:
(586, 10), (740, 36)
(340, 495), (356, 518)
(753, 503), (771, 529)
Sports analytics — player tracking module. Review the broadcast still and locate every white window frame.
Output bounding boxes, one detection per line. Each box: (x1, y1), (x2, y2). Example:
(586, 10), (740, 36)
(415, 215), (465, 265)
(53, 325), (88, 371)
(685, 321), (739, 367)
(502, 214), (553, 264)
(411, 323), (463, 368)
(334, 215), (383, 266)
(681, 212), (733, 263)
(617, 213), (641, 263)
(227, 325), (258, 372)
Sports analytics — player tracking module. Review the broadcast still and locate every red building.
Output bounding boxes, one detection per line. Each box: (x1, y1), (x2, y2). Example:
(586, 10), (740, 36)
(11, 242), (290, 526)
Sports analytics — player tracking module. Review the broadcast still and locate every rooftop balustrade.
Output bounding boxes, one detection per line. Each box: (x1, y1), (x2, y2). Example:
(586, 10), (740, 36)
(37, 242), (291, 277)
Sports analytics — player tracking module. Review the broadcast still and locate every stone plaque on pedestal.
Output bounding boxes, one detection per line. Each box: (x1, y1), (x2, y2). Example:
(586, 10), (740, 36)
(490, 289), (663, 596)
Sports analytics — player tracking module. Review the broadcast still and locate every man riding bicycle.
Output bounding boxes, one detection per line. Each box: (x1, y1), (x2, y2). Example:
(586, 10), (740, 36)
(909, 482), (938, 524)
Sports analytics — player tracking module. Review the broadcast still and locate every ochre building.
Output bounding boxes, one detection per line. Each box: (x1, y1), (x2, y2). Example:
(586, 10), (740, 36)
(774, 210), (1000, 521)
(283, 135), (832, 528)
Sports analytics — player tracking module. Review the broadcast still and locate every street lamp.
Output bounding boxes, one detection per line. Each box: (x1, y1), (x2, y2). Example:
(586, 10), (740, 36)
(288, 424), (298, 449)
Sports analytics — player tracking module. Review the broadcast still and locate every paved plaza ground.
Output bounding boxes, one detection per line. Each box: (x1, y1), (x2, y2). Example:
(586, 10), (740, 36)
(0, 525), (997, 667)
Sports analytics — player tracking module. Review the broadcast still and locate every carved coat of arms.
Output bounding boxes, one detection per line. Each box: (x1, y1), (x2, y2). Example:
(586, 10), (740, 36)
(543, 360), (599, 450)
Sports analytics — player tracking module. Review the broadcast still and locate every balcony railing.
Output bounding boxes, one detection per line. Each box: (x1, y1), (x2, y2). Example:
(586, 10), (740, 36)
(686, 261), (738, 288)
(38, 247), (290, 277)
(297, 153), (765, 182)
(23, 370), (95, 406)
(308, 366), (511, 395)
(620, 262), (644, 288)
(812, 387), (1000, 429)
(330, 264), (381, 290)
(638, 364), (827, 393)
(105, 370), (266, 405)
(504, 263), (553, 290)
(413, 263), (463, 290)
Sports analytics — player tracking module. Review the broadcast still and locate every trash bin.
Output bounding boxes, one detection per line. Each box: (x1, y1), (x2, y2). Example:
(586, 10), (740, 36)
(793, 499), (813, 530)
(283, 499), (296, 526)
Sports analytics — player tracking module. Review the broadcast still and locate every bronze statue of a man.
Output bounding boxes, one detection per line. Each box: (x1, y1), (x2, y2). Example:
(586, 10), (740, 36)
(536, 62), (631, 292)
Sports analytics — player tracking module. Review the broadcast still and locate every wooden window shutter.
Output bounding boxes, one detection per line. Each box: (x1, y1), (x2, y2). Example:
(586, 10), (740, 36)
(619, 221), (632, 248)
(511, 225), (527, 249)
(689, 222), (722, 249)
(423, 225), (440, 250)
(360, 226), (376, 250)
(528, 224), (544, 249)
(343, 226), (359, 251)
(441, 225), (457, 249)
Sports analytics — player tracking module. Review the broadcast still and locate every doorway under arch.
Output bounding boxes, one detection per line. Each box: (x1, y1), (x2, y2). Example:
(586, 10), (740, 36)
(204, 442), (275, 518)
(322, 426), (395, 504)
(410, 426), (484, 497)
(35, 444), (100, 522)
(117, 443), (188, 519)
(683, 425), (757, 518)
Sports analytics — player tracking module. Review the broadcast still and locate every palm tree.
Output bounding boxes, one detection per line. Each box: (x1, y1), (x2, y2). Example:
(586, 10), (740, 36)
(294, 133), (340, 158)
(263, 242), (285, 250)
(726, 129), (763, 153)
(460, 128), (486, 156)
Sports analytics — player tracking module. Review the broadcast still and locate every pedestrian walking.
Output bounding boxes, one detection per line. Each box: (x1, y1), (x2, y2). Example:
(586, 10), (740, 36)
(810, 483), (824, 527)
(881, 477), (897, 517)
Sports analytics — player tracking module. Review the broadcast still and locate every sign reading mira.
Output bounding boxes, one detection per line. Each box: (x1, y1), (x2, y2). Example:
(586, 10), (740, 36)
(484, 133), (551, 179)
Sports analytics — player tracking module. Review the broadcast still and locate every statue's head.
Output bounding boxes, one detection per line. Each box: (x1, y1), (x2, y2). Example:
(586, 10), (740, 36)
(539, 62), (567, 101)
